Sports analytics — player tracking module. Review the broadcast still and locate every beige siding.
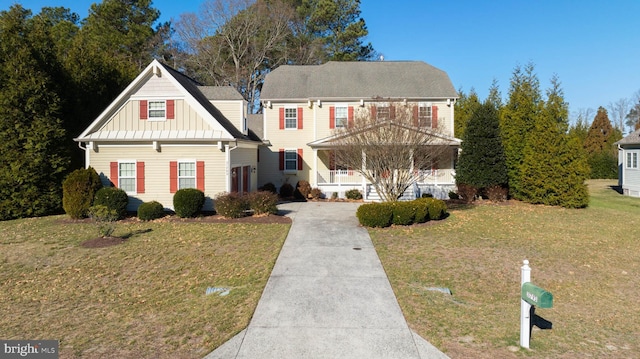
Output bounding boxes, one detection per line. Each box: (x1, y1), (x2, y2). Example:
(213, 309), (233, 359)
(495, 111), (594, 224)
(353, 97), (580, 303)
(211, 100), (245, 132)
(134, 74), (183, 97)
(102, 99), (214, 132)
(89, 144), (226, 211)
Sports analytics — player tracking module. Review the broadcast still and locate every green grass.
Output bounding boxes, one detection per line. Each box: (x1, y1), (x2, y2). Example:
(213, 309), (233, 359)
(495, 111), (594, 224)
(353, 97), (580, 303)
(370, 180), (640, 358)
(0, 216), (289, 358)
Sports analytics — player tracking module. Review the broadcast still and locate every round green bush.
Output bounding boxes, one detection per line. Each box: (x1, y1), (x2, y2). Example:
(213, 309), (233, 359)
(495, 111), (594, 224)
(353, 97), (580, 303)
(173, 188), (205, 218)
(246, 191), (279, 215)
(356, 203), (392, 228)
(214, 192), (248, 218)
(137, 201), (165, 221)
(280, 183), (294, 198)
(345, 188), (363, 200)
(391, 202), (415, 225)
(260, 182), (277, 194)
(412, 199), (429, 223)
(93, 187), (128, 220)
(62, 167), (103, 219)
(423, 197), (447, 220)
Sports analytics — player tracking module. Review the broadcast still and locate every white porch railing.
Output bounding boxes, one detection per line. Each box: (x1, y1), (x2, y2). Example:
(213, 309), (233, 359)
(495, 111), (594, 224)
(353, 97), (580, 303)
(316, 170), (363, 185)
(316, 169), (455, 186)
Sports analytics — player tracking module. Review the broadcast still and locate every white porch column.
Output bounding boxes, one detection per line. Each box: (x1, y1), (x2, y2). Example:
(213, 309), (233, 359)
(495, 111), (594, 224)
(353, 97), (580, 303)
(361, 150), (367, 199)
(312, 148), (318, 187)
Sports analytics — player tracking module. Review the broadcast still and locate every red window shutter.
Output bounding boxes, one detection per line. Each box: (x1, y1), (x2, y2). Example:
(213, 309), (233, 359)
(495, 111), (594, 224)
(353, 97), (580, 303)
(432, 106), (438, 128)
(279, 149), (284, 170)
(297, 148), (303, 170)
(348, 106), (354, 127)
(169, 161), (178, 193)
(136, 162), (145, 193)
(370, 106), (377, 119)
(166, 100), (175, 119)
(197, 161), (205, 191)
(329, 106), (335, 129)
(140, 100), (148, 120)
(110, 162), (119, 187)
(413, 105), (419, 126)
(390, 105), (396, 119)
(297, 107), (303, 129)
(279, 108), (284, 129)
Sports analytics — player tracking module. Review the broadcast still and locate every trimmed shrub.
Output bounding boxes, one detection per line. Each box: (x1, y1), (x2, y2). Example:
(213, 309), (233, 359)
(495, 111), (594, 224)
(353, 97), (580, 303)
(331, 192), (338, 200)
(412, 199), (429, 223)
(421, 193), (434, 198)
(356, 203), (393, 228)
(173, 188), (205, 218)
(448, 191), (460, 200)
(456, 183), (477, 203)
(62, 167), (103, 219)
(246, 191), (279, 215)
(309, 188), (323, 200)
(425, 197), (447, 220)
(295, 180), (312, 199)
(214, 192), (248, 218)
(137, 201), (165, 221)
(93, 187), (128, 220)
(260, 182), (277, 194)
(279, 183), (294, 198)
(391, 202), (415, 225)
(485, 185), (508, 202)
(345, 188), (363, 200)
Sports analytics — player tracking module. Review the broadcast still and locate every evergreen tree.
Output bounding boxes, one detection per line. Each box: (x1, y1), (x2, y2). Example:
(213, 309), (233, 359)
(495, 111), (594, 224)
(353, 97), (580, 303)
(520, 111), (589, 208)
(453, 87), (481, 139)
(499, 63), (543, 200)
(545, 74), (569, 133)
(455, 101), (508, 191)
(584, 107), (621, 179)
(486, 78), (503, 111)
(0, 5), (70, 220)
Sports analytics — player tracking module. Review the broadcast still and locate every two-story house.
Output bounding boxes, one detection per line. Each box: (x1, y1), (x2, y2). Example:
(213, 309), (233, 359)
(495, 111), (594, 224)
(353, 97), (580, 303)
(74, 60), (261, 211)
(258, 61), (460, 200)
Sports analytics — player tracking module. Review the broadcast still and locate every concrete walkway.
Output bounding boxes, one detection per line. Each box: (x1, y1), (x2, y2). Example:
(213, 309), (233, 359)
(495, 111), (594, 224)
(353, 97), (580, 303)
(205, 202), (449, 359)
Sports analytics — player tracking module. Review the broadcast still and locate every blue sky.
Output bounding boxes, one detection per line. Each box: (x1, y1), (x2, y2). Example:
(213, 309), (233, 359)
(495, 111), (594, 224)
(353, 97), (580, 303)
(10, 0), (640, 120)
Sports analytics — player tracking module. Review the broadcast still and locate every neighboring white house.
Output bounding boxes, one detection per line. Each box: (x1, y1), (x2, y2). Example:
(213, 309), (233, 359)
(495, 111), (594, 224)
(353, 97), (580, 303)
(615, 129), (640, 197)
(258, 61), (461, 200)
(74, 60), (261, 211)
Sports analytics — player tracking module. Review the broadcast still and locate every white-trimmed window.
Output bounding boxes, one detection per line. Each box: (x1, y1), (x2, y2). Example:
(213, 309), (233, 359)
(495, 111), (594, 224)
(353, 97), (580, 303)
(178, 161), (196, 189)
(376, 106), (390, 120)
(418, 103), (432, 127)
(119, 162), (136, 193)
(148, 100), (166, 119)
(626, 152), (638, 169)
(335, 106), (348, 128)
(285, 108), (297, 129)
(284, 150), (298, 171)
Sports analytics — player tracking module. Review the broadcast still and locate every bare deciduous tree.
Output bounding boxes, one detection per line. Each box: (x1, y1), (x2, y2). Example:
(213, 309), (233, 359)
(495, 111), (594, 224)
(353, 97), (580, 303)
(175, 0), (293, 113)
(331, 102), (454, 202)
(607, 98), (630, 133)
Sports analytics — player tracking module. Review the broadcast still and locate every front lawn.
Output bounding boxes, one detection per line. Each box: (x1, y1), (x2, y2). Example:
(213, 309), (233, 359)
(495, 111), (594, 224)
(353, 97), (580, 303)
(0, 216), (289, 358)
(370, 180), (640, 358)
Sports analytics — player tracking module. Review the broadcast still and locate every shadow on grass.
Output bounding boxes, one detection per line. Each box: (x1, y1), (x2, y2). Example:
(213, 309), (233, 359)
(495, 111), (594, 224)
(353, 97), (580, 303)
(121, 228), (153, 239)
(609, 185), (623, 194)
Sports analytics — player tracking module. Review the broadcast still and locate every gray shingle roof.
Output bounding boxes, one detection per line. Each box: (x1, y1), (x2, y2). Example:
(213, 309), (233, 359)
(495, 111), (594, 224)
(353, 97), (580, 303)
(615, 129), (640, 145)
(260, 61), (457, 101)
(198, 86), (245, 101)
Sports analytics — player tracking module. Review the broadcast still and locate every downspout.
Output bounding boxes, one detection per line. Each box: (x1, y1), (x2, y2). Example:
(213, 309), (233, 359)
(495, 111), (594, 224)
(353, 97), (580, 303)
(225, 140), (239, 192)
(77, 141), (89, 169)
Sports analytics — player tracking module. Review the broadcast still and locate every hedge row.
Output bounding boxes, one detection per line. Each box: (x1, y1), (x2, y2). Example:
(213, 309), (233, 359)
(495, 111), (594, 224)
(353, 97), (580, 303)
(356, 198), (447, 228)
(215, 191), (279, 218)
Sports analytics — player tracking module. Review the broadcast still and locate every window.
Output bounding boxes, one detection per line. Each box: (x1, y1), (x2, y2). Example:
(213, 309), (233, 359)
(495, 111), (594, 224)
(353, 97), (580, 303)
(284, 150), (298, 171)
(148, 100), (166, 119)
(418, 104), (432, 127)
(178, 161), (196, 189)
(627, 152), (638, 169)
(285, 108), (297, 129)
(376, 106), (390, 120)
(119, 162), (136, 192)
(335, 106), (348, 128)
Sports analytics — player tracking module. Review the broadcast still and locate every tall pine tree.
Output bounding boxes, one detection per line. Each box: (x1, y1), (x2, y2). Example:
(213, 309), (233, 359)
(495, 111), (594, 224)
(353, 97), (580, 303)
(500, 63), (543, 199)
(0, 6), (70, 219)
(454, 87), (481, 139)
(584, 107), (621, 179)
(455, 101), (508, 194)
